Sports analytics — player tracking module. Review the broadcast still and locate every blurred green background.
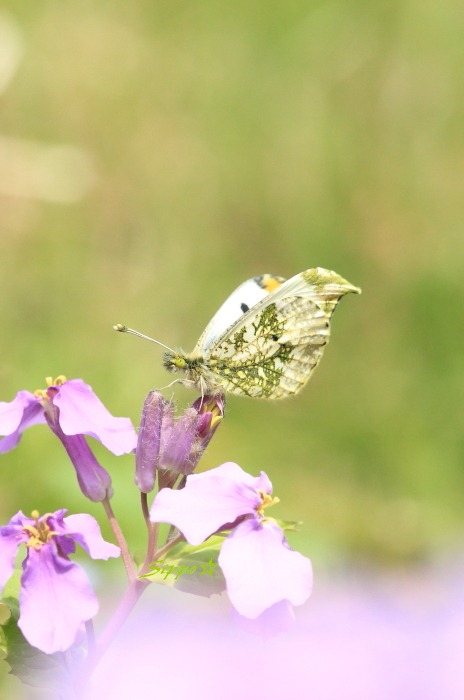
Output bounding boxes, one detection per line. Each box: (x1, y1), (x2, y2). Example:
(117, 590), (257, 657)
(0, 0), (463, 587)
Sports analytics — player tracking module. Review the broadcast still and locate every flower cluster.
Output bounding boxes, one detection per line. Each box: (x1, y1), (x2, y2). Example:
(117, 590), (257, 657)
(0, 509), (119, 653)
(0, 374), (313, 675)
(150, 462), (312, 619)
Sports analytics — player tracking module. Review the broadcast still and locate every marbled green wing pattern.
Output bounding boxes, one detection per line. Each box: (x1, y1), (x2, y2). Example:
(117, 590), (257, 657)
(202, 268), (360, 399)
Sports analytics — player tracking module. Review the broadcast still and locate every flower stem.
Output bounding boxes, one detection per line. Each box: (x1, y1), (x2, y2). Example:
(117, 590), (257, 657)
(101, 498), (136, 582)
(78, 578), (149, 687)
(140, 521), (159, 575)
(141, 491), (150, 525)
(154, 532), (184, 560)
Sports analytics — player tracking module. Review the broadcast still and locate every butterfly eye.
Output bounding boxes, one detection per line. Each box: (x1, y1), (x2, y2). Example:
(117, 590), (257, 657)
(163, 352), (188, 374)
(173, 356), (187, 369)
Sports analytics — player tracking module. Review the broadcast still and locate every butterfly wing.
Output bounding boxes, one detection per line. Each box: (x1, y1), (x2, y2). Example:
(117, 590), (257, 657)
(199, 267), (361, 399)
(194, 274), (286, 352)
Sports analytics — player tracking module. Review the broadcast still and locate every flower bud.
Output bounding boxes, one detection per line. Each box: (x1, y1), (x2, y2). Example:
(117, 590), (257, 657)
(135, 391), (164, 493)
(134, 393), (225, 489)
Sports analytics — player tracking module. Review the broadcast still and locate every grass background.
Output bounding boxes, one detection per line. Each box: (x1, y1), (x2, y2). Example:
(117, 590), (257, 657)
(0, 1), (463, 690)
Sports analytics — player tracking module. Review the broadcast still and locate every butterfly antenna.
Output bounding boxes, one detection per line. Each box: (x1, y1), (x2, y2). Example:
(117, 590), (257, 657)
(113, 323), (175, 354)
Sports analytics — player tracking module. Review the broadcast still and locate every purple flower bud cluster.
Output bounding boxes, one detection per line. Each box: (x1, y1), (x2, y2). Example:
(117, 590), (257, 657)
(135, 392), (224, 492)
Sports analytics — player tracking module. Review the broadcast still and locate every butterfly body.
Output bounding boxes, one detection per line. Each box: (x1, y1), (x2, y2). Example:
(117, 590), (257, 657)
(163, 267), (360, 399)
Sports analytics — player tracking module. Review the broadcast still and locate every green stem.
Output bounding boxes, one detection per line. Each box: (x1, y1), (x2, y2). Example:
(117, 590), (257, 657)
(154, 532), (184, 560)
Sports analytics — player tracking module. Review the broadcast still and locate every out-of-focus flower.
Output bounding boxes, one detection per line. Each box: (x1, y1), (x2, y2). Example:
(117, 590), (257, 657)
(149, 462), (312, 619)
(80, 557), (464, 700)
(0, 377), (137, 501)
(0, 509), (120, 654)
(135, 392), (224, 492)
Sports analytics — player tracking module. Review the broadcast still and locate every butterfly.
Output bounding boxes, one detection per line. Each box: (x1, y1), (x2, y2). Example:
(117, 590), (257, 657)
(114, 267), (360, 399)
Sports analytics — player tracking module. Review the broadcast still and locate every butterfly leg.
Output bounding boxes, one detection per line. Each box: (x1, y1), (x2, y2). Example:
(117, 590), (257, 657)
(158, 377), (197, 392)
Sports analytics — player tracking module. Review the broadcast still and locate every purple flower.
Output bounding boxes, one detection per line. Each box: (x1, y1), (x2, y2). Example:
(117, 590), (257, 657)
(0, 376), (137, 455)
(0, 377), (137, 501)
(149, 462), (312, 619)
(0, 509), (120, 654)
(135, 392), (224, 492)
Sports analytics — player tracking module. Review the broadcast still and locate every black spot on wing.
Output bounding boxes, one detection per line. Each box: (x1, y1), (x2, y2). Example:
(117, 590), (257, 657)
(240, 303), (250, 313)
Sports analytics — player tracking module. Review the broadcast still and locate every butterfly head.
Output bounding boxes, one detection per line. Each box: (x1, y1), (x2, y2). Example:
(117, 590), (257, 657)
(163, 351), (189, 373)
(163, 351), (206, 379)
(163, 351), (212, 393)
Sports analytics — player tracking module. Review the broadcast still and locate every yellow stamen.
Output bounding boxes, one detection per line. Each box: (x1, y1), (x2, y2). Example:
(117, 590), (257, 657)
(198, 397), (224, 429)
(201, 397), (219, 414)
(210, 414), (223, 430)
(46, 375), (67, 387)
(256, 490), (280, 517)
(23, 512), (57, 551)
(33, 375), (67, 399)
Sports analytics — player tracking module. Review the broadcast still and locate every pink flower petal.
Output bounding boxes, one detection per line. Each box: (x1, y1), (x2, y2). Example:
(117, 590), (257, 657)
(18, 544), (99, 654)
(150, 463), (267, 545)
(0, 511), (35, 588)
(0, 391), (45, 453)
(63, 514), (120, 560)
(232, 599), (296, 637)
(0, 391), (37, 434)
(53, 379), (137, 455)
(190, 462), (272, 492)
(218, 518), (312, 618)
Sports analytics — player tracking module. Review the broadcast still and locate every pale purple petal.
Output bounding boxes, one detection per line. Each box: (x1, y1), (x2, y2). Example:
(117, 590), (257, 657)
(0, 511), (36, 588)
(232, 599), (296, 637)
(218, 518), (313, 618)
(46, 509), (68, 525)
(63, 514), (120, 560)
(54, 432), (113, 502)
(192, 462), (272, 493)
(0, 391), (38, 434)
(0, 391), (46, 453)
(1, 510), (34, 532)
(44, 510), (76, 556)
(54, 536), (77, 557)
(53, 379), (137, 455)
(150, 462), (265, 545)
(18, 544), (99, 654)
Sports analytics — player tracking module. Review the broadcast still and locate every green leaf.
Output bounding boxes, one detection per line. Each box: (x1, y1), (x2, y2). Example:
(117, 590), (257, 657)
(1, 571), (20, 616)
(0, 603), (12, 627)
(142, 536), (226, 597)
(274, 518), (302, 533)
